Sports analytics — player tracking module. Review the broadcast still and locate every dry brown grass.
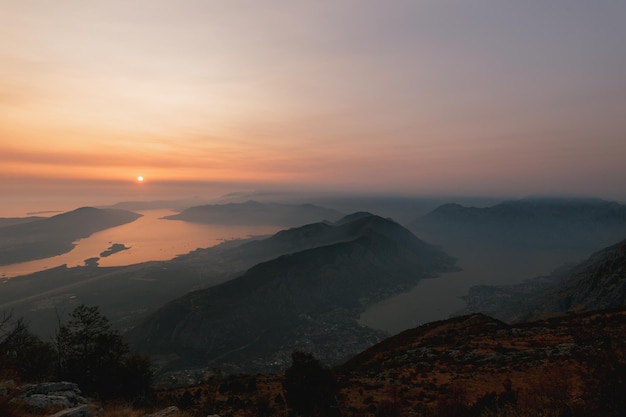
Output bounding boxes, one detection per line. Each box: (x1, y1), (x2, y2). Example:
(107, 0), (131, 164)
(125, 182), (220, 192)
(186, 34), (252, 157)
(0, 400), (194, 417)
(96, 404), (196, 417)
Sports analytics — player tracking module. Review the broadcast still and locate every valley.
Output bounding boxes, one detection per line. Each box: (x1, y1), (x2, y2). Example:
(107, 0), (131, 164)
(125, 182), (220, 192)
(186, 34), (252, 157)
(0, 196), (625, 417)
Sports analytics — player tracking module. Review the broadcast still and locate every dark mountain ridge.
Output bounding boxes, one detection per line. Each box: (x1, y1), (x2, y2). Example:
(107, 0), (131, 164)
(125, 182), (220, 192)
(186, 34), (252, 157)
(229, 211), (433, 263)
(171, 211), (432, 280)
(0, 207), (142, 265)
(127, 213), (457, 375)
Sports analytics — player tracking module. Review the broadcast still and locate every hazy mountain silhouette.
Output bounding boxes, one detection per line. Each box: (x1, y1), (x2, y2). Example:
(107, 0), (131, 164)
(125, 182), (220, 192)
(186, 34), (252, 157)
(104, 198), (213, 211)
(410, 197), (626, 253)
(127, 213), (456, 374)
(0, 207), (141, 265)
(461, 238), (626, 322)
(0, 216), (44, 228)
(163, 200), (344, 227)
(215, 193), (502, 224)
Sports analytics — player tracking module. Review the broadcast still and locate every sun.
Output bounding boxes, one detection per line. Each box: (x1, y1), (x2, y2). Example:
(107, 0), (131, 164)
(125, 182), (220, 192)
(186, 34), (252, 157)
(137, 176), (144, 183)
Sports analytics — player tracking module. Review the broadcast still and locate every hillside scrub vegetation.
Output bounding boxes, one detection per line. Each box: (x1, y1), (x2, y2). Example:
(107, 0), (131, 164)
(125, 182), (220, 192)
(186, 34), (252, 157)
(1, 305), (152, 402)
(283, 351), (340, 417)
(54, 305), (153, 401)
(0, 312), (55, 381)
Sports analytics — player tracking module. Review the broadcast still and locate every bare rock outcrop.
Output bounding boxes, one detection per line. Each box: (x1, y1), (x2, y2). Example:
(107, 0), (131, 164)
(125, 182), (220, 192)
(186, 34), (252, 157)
(10, 381), (87, 411)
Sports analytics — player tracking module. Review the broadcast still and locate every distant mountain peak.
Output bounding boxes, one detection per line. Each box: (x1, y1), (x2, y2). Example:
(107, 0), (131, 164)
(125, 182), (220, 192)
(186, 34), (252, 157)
(239, 200), (264, 206)
(53, 206), (100, 218)
(72, 206), (98, 212)
(335, 211), (376, 225)
(519, 195), (610, 204)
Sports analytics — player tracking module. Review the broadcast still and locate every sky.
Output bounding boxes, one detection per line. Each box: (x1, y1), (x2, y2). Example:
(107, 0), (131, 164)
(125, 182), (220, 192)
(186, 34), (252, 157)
(1, 0), (626, 212)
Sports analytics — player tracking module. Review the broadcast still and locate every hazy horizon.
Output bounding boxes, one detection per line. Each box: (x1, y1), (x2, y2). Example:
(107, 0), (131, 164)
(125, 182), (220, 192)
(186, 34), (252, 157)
(3, 181), (626, 219)
(2, 1), (626, 209)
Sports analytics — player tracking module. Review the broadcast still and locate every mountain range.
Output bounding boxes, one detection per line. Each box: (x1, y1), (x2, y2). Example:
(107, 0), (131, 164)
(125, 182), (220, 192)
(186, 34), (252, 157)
(410, 197), (626, 254)
(127, 213), (457, 375)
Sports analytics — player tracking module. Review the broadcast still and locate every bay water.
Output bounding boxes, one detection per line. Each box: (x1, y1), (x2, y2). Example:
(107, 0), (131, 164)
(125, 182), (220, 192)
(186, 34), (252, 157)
(0, 210), (279, 278)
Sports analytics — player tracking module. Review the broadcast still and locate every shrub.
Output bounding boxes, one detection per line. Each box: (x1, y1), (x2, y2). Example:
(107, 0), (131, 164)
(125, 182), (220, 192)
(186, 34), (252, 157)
(54, 305), (153, 400)
(283, 351), (339, 417)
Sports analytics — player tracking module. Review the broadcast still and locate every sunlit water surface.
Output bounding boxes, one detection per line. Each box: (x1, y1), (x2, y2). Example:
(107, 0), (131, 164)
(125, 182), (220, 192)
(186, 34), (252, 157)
(0, 210), (279, 278)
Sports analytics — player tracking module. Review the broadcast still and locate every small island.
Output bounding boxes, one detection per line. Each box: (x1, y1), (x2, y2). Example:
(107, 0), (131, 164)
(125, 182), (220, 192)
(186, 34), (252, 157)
(99, 243), (130, 258)
(84, 257), (99, 267)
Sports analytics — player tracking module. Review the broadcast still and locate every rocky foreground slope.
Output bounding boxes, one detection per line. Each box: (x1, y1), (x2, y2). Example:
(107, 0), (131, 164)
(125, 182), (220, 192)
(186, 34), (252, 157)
(153, 308), (626, 417)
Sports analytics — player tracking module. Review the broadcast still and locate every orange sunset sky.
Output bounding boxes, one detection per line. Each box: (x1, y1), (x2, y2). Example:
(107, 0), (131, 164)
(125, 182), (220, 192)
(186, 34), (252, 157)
(1, 1), (626, 211)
